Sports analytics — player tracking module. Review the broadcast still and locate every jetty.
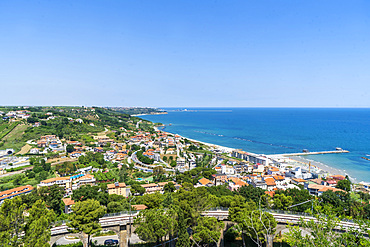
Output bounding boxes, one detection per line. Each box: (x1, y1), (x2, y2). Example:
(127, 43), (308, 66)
(280, 149), (349, 157)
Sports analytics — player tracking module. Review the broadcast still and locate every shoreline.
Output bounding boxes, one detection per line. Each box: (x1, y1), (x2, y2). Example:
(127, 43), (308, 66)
(132, 112), (167, 117)
(154, 126), (235, 153)
(154, 126), (359, 183)
(287, 156), (357, 183)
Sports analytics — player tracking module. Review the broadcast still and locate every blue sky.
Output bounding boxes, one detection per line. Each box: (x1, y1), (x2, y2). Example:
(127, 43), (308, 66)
(1, 0), (370, 107)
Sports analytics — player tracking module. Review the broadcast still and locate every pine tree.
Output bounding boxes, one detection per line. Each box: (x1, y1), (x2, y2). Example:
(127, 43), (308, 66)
(176, 211), (190, 247)
(67, 199), (106, 247)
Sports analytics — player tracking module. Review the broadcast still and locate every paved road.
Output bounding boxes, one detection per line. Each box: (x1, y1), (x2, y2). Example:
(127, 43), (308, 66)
(131, 152), (175, 172)
(55, 233), (145, 246)
(0, 169), (28, 178)
(56, 235), (119, 246)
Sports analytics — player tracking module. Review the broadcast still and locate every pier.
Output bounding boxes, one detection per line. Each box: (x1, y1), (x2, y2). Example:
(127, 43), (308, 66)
(280, 149), (349, 157)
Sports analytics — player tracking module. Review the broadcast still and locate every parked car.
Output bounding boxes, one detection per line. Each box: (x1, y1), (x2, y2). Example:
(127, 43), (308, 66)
(104, 239), (119, 245)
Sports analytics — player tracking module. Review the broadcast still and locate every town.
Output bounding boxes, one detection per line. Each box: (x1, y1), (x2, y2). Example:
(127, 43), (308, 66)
(1, 106), (369, 247)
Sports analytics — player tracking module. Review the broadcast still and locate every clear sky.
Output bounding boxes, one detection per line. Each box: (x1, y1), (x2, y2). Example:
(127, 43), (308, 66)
(1, 0), (370, 107)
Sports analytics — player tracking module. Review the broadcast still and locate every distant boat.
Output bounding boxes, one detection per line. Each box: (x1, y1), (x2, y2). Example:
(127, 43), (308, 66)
(361, 157), (370, 161)
(336, 147), (343, 151)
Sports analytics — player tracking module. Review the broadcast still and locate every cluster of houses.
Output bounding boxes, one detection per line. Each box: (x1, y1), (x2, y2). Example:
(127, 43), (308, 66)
(2, 110), (31, 120)
(34, 135), (64, 153)
(196, 159), (347, 197)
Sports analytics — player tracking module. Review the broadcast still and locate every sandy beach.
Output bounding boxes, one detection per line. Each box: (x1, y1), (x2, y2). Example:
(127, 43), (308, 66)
(288, 156), (357, 183)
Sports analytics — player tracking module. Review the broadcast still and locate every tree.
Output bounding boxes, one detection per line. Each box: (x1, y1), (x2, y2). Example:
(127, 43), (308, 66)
(107, 201), (125, 213)
(278, 188), (313, 212)
(134, 208), (172, 244)
(0, 197), (26, 247)
(23, 200), (56, 247)
(153, 166), (165, 180)
(228, 195), (256, 222)
(285, 202), (370, 247)
(131, 184), (145, 195)
(336, 179), (351, 192)
(236, 185), (265, 204)
(72, 185), (108, 206)
(273, 194), (293, 210)
(164, 182), (176, 193)
(0, 197), (55, 247)
(173, 186), (211, 227)
(67, 199), (106, 247)
(170, 160), (177, 167)
(192, 216), (224, 247)
(66, 144), (74, 153)
(36, 171), (49, 183)
(139, 192), (164, 209)
(38, 185), (65, 215)
(163, 192), (174, 208)
(237, 209), (277, 247)
(176, 210), (190, 247)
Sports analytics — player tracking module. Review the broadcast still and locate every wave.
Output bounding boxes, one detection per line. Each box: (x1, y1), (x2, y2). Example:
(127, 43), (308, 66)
(232, 136), (295, 149)
(193, 130), (295, 150)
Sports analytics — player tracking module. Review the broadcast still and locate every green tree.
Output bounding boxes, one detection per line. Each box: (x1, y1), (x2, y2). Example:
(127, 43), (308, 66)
(336, 179), (351, 192)
(107, 201), (125, 213)
(139, 192), (164, 209)
(164, 182), (176, 193)
(0, 197), (26, 247)
(237, 209), (277, 247)
(153, 166), (165, 181)
(173, 186), (211, 227)
(285, 203), (370, 247)
(23, 200), (56, 247)
(66, 144), (74, 153)
(134, 208), (172, 244)
(236, 185), (265, 204)
(273, 194), (293, 210)
(39, 184), (64, 215)
(228, 195), (256, 222)
(131, 184), (145, 195)
(176, 210), (190, 247)
(278, 188), (313, 212)
(72, 185), (108, 206)
(192, 216), (224, 247)
(67, 199), (106, 247)
(162, 192), (174, 208)
(170, 160), (177, 167)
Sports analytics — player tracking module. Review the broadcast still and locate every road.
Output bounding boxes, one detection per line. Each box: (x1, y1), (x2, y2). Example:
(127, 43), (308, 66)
(56, 235), (119, 245)
(131, 152), (175, 172)
(0, 167), (33, 178)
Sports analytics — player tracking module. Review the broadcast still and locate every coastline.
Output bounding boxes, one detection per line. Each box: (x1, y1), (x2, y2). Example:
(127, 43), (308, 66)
(132, 112), (168, 117)
(288, 156), (357, 183)
(154, 126), (235, 153)
(154, 126), (357, 183)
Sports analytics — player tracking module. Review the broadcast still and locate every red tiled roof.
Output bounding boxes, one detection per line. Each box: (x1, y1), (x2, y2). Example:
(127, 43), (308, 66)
(62, 198), (75, 206)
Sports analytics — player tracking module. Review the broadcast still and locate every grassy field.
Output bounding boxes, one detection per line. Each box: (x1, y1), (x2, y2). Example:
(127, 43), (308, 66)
(1, 124), (29, 152)
(0, 122), (19, 140)
(16, 144), (32, 155)
(0, 171), (55, 191)
(0, 123), (8, 133)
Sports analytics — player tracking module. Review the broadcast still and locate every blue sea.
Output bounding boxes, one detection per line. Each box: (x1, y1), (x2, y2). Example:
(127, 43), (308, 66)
(141, 108), (370, 183)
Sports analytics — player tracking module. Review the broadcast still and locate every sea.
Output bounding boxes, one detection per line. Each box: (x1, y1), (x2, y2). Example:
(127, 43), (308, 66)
(140, 108), (370, 183)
